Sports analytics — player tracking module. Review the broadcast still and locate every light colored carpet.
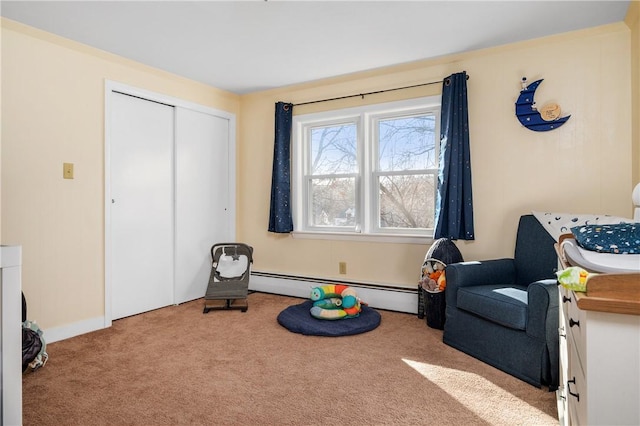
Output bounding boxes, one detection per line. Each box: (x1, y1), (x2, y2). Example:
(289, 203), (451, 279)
(23, 292), (558, 425)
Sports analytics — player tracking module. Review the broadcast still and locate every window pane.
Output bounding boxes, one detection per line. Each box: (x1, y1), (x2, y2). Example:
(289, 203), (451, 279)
(310, 124), (357, 174)
(310, 177), (356, 227)
(378, 115), (436, 171)
(378, 174), (435, 229)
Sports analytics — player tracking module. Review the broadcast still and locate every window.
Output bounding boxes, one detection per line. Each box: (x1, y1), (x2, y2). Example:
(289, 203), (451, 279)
(292, 97), (440, 241)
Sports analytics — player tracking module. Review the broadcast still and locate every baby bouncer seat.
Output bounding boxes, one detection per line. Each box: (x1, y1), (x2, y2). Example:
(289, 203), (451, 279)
(203, 243), (253, 314)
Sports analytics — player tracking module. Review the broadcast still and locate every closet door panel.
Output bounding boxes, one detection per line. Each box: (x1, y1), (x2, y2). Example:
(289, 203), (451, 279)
(175, 107), (231, 304)
(110, 93), (175, 319)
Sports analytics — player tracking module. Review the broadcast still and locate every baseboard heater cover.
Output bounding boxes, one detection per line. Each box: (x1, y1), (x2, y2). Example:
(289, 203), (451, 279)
(250, 271), (418, 314)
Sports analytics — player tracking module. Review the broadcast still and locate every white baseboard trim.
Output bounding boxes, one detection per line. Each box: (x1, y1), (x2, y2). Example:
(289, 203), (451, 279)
(249, 272), (419, 314)
(43, 274), (419, 343)
(44, 316), (106, 344)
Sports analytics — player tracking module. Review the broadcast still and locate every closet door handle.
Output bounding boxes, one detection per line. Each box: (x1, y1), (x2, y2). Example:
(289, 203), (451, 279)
(569, 318), (580, 328)
(562, 295), (571, 303)
(567, 378), (580, 401)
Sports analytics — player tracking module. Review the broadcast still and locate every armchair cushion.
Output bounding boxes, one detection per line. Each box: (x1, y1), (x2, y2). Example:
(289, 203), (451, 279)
(457, 285), (528, 330)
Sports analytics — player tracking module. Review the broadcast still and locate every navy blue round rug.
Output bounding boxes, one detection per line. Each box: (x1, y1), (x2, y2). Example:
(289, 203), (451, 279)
(277, 300), (381, 336)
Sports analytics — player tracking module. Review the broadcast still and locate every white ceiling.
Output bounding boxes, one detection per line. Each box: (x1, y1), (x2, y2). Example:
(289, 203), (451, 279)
(1, 1), (631, 94)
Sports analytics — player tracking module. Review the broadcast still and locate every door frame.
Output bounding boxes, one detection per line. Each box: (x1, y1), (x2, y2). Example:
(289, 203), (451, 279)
(104, 80), (236, 327)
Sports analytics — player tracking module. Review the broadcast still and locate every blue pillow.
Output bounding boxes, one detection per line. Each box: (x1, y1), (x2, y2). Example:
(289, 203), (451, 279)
(571, 222), (640, 254)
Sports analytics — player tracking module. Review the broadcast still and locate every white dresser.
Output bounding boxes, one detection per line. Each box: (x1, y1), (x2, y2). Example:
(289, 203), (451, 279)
(1, 245), (22, 426)
(557, 273), (640, 426)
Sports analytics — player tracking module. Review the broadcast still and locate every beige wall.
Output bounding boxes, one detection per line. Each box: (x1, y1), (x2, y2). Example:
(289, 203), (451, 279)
(1, 18), (240, 329)
(238, 23), (633, 288)
(626, 1), (640, 186)
(1, 17), (634, 333)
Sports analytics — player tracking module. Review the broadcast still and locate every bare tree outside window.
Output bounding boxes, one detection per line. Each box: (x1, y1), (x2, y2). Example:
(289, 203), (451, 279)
(294, 97), (440, 236)
(310, 124), (356, 174)
(377, 115), (437, 229)
(307, 115), (436, 230)
(309, 124), (357, 227)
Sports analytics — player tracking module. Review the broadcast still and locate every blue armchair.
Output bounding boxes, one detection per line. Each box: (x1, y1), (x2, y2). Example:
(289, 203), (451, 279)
(443, 215), (559, 389)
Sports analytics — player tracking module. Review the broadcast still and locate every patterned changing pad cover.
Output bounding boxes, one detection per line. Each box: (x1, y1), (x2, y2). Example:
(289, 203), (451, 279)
(571, 222), (640, 254)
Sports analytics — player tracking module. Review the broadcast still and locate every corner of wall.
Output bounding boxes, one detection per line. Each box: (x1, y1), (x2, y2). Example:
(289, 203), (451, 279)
(626, 0), (640, 186)
(624, 1), (640, 29)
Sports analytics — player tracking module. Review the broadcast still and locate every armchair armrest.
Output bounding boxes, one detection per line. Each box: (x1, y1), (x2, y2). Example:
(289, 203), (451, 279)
(526, 279), (560, 389)
(526, 279), (559, 340)
(445, 259), (516, 308)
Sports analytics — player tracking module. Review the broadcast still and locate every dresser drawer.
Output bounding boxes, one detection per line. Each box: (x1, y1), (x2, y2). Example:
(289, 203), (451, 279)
(567, 297), (586, 369)
(560, 287), (587, 370)
(559, 286), (572, 319)
(566, 335), (586, 426)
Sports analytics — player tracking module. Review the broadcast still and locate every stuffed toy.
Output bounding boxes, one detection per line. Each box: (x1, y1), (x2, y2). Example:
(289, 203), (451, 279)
(309, 284), (363, 320)
(419, 260), (447, 292)
(418, 238), (464, 293)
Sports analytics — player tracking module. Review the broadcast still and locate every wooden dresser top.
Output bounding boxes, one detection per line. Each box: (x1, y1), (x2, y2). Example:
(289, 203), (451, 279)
(555, 236), (640, 316)
(575, 273), (640, 315)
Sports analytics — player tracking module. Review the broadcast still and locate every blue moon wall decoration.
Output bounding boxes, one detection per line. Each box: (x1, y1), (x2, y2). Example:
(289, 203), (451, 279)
(515, 77), (571, 132)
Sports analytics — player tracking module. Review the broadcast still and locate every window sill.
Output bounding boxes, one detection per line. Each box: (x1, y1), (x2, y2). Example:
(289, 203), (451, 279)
(291, 230), (432, 245)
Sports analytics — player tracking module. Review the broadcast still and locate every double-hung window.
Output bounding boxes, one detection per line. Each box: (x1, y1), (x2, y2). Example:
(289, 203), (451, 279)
(292, 97), (440, 241)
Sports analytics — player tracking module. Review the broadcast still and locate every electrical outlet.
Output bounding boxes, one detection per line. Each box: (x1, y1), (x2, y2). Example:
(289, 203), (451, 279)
(339, 262), (347, 274)
(63, 163), (74, 179)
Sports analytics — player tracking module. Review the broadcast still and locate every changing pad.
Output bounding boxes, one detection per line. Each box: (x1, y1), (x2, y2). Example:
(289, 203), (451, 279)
(571, 222), (640, 254)
(560, 238), (640, 274)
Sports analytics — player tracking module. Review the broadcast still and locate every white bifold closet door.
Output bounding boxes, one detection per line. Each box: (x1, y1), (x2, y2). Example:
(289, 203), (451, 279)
(109, 89), (232, 320)
(110, 92), (175, 320)
(174, 107), (230, 304)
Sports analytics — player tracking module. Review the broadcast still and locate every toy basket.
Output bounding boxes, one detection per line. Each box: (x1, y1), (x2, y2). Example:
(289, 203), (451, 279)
(422, 287), (446, 329)
(417, 238), (464, 329)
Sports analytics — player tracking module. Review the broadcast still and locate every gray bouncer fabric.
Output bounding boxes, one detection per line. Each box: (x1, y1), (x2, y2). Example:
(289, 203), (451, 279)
(203, 243), (253, 313)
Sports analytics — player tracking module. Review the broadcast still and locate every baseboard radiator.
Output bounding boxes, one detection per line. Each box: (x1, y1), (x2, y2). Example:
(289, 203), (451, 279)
(250, 271), (418, 314)
(44, 273), (419, 343)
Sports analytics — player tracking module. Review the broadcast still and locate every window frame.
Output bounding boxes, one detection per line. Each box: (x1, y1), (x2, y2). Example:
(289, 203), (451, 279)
(302, 114), (362, 234)
(291, 96), (441, 243)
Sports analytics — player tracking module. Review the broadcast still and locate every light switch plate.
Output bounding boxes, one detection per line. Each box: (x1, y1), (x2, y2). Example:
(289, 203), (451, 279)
(63, 163), (74, 179)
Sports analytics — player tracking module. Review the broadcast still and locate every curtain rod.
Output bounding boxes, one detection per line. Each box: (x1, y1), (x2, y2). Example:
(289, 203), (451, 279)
(292, 74), (469, 107)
